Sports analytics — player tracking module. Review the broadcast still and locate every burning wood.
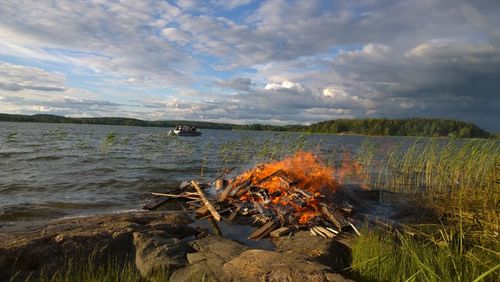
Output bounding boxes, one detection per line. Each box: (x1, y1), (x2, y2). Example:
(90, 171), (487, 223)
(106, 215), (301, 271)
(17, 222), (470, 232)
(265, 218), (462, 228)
(151, 152), (360, 240)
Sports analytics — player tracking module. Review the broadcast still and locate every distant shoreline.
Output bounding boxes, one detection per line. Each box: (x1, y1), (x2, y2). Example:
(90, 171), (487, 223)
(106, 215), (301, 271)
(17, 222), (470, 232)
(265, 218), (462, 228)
(0, 113), (492, 138)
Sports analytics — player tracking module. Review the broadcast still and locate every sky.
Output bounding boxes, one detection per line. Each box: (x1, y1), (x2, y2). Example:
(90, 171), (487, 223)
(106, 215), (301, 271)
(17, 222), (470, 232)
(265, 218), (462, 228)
(0, 0), (499, 131)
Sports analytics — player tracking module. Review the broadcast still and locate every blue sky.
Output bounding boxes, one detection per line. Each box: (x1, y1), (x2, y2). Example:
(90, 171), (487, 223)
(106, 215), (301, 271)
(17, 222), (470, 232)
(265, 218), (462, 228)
(0, 0), (499, 131)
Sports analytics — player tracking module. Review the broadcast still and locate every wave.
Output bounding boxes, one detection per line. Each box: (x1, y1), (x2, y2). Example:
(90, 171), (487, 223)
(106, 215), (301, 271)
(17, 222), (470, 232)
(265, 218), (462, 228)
(26, 155), (63, 161)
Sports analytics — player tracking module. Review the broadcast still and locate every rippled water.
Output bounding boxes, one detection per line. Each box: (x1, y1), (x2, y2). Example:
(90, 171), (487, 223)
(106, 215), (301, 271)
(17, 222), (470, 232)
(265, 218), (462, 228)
(0, 122), (412, 230)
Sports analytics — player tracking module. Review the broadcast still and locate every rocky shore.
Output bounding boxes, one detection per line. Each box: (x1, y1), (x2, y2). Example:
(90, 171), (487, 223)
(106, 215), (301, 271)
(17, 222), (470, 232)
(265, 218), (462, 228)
(0, 210), (354, 281)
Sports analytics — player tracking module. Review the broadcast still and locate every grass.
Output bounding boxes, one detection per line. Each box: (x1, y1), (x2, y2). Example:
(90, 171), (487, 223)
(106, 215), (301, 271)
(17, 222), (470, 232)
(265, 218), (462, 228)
(22, 255), (173, 282)
(348, 138), (499, 281)
(349, 227), (499, 282)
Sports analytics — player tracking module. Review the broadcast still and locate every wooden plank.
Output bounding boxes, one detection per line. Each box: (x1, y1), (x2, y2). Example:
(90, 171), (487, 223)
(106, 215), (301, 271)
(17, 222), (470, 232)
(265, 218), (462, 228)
(315, 226), (336, 238)
(248, 220), (276, 240)
(191, 181), (221, 221)
(310, 228), (319, 236)
(270, 226), (291, 237)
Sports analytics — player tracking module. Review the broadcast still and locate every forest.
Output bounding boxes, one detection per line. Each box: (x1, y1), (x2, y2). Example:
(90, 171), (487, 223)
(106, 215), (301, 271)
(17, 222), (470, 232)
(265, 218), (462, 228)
(0, 113), (491, 138)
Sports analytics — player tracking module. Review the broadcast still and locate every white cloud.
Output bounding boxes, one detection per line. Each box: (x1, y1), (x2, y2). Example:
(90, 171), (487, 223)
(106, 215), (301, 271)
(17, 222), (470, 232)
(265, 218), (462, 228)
(0, 0), (498, 130)
(0, 62), (66, 91)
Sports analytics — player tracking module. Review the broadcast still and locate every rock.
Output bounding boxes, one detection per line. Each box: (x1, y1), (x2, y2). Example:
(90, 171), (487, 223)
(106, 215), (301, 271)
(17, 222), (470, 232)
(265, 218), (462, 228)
(222, 249), (352, 282)
(133, 231), (193, 278)
(170, 235), (250, 282)
(273, 231), (352, 271)
(0, 211), (198, 281)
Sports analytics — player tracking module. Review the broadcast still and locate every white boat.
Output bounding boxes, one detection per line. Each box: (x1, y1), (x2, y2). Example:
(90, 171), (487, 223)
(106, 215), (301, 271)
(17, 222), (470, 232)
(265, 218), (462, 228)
(168, 125), (202, 136)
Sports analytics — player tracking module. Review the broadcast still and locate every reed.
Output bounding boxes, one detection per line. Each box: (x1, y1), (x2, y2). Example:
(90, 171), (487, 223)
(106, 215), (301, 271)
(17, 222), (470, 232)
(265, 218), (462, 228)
(352, 138), (499, 237)
(349, 226), (499, 282)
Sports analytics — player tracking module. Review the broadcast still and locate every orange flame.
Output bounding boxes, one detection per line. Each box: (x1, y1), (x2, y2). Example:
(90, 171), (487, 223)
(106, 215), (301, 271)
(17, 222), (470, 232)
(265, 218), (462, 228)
(230, 152), (340, 225)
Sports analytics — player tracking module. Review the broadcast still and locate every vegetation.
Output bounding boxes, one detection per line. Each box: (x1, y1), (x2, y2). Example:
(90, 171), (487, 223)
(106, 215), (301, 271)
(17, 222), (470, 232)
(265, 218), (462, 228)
(347, 138), (500, 281)
(0, 113), (492, 138)
(350, 227), (499, 282)
(305, 118), (491, 138)
(213, 136), (500, 281)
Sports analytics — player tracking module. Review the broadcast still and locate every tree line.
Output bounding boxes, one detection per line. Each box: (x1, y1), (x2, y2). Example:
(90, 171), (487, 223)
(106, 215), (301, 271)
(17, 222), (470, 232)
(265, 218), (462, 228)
(0, 113), (491, 138)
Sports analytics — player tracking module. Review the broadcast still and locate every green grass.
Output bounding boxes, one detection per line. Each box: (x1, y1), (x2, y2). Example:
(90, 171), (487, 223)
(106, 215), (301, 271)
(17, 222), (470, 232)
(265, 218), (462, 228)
(348, 138), (499, 281)
(349, 227), (499, 282)
(23, 255), (173, 282)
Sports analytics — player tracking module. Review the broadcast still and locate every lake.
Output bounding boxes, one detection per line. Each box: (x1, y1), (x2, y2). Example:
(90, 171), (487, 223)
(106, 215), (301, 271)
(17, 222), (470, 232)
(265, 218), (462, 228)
(0, 122), (416, 230)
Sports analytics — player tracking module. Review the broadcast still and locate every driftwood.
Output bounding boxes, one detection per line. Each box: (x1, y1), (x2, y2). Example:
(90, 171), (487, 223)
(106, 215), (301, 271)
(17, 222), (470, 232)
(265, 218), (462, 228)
(191, 181), (221, 221)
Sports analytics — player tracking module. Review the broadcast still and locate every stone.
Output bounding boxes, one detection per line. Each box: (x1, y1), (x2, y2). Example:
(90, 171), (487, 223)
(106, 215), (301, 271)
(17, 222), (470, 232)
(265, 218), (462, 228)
(170, 235), (250, 282)
(133, 231), (193, 278)
(273, 231), (352, 271)
(222, 249), (352, 282)
(0, 211), (199, 281)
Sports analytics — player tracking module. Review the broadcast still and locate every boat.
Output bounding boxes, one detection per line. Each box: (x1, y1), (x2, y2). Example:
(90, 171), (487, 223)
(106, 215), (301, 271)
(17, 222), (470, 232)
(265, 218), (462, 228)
(168, 125), (202, 136)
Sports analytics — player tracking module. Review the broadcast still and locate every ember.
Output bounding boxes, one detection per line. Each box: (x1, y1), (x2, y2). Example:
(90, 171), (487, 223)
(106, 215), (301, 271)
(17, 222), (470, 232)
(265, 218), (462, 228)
(151, 152), (358, 240)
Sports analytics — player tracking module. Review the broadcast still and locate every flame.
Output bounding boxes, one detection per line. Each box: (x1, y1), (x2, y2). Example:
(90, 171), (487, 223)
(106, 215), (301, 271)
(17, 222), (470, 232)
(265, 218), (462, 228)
(337, 151), (369, 188)
(230, 152), (339, 225)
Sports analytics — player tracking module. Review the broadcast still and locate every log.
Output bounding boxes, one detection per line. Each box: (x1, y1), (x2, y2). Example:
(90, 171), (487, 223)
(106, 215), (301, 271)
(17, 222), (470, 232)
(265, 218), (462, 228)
(270, 226), (291, 237)
(191, 181), (221, 221)
(248, 220), (276, 240)
(320, 205), (343, 230)
(228, 180), (252, 197)
(228, 206), (241, 221)
(218, 182), (234, 202)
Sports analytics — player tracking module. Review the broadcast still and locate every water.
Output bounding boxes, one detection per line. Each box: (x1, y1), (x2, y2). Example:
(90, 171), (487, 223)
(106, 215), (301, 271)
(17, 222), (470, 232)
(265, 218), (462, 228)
(0, 122), (414, 230)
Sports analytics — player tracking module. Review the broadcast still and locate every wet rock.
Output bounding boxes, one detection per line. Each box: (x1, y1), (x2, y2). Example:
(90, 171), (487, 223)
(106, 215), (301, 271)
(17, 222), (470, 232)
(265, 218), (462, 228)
(133, 231), (193, 278)
(273, 231), (353, 271)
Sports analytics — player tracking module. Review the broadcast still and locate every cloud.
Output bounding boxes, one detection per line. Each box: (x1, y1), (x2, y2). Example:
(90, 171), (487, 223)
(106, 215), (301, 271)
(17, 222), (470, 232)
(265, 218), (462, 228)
(0, 62), (66, 92)
(215, 77), (254, 91)
(0, 0), (499, 131)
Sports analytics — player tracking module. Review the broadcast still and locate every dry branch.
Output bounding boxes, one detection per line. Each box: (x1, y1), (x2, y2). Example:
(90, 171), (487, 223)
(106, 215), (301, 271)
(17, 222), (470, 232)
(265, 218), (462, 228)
(191, 181), (221, 221)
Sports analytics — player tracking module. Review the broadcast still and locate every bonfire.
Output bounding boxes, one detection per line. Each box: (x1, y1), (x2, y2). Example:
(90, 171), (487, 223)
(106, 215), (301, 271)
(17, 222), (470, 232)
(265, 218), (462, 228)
(150, 152), (359, 240)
